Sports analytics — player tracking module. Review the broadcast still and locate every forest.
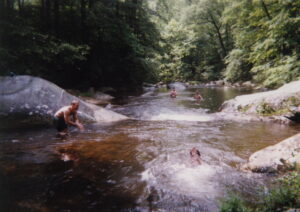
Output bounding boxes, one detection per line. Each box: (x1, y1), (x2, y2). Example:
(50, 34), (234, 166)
(0, 0), (300, 91)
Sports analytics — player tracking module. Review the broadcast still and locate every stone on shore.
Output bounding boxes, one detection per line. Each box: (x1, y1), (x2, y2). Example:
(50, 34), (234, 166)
(220, 80), (300, 123)
(167, 82), (186, 90)
(242, 133), (300, 173)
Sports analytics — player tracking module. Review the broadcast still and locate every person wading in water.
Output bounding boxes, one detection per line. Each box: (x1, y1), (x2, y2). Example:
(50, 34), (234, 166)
(194, 90), (203, 101)
(170, 88), (177, 98)
(53, 100), (84, 136)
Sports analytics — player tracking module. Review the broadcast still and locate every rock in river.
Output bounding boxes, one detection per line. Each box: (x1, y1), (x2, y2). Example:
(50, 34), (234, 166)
(242, 133), (300, 173)
(0, 75), (128, 127)
(220, 80), (300, 123)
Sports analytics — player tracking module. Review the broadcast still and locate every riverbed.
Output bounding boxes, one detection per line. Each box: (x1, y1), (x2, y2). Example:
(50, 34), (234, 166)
(1, 87), (299, 211)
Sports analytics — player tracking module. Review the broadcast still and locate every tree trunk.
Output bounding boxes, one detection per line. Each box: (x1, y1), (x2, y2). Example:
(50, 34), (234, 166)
(6, 0), (11, 9)
(260, 0), (272, 20)
(88, 0), (94, 9)
(0, 0), (5, 18)
(3, 0), (14, 17)
(54, 0), (60, 36)
(40, 0), (46, 29)
(81, 0), (87, 41)
(45, 0), (51, 31)
(116, 0), (120, 17)
(225, 23), (233, 50)
(131, 0), (139, 35)
(209, 13), (227, 57)
(41, 0), (45, 17)
(17, 0), (22, 15)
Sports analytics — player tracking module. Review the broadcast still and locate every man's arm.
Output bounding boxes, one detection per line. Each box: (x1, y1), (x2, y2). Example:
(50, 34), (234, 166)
(72, 111), (84, 131)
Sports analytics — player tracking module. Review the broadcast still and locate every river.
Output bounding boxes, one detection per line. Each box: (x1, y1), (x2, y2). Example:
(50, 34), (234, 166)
(0, 86), (299, 211)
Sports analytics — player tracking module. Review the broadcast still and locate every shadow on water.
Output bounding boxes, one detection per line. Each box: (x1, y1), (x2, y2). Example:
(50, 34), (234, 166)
(1, 87), (300, 211)
(0, 133), (148, 212)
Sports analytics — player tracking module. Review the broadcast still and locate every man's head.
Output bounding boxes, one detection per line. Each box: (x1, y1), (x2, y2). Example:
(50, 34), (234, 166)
(70, 100), (80, 111)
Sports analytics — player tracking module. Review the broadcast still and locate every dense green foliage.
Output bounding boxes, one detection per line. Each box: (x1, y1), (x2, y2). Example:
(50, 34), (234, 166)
(223, 0), (300, 88)
(150, 0), (300, 87)
(0, 0), (159, 90)
(220, 171), (300, 211)
(150, 0), (232, 82)
(220, 194), (251, 212)
(1, 0), (299, 90)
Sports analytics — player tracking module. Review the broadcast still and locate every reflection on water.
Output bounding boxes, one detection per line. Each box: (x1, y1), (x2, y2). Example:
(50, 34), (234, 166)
(0, 87), (299, 211)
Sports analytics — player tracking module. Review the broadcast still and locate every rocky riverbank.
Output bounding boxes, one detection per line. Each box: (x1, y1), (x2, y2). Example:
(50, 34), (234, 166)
(217, 80), (300, 173)
(242, 133), (300, 173)
(220, 80), (300, 124)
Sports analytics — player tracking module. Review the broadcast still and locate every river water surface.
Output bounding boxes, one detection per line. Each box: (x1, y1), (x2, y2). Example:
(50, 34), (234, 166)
(1, 87), (299, 212)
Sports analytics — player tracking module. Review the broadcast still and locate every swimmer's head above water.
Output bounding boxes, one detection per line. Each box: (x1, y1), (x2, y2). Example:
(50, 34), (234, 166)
(190, 147), (202, 165)
(190, 147), (200, 157)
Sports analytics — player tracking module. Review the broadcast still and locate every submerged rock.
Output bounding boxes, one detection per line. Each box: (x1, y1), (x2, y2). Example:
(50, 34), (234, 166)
(167, 82), (186, 90)
(0, 75), (127, 127)
(242, 133), (300, 173)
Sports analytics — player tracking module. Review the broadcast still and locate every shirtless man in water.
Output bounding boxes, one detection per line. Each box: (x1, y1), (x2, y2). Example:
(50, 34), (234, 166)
(170, 88), (177, 98)
(194, 90), (203, 101)
(53, 100), (84, 135)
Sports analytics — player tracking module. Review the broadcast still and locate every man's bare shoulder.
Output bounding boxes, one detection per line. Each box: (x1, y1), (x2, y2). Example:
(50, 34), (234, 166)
(55, 106), (71, 116)
(63, 106), (73, 113)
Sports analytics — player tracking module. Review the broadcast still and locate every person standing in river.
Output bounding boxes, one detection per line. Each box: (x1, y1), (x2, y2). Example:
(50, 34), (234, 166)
(53, 100), (84, 136)
(194, 90), (203, 101)
(170, 88), (177, 98)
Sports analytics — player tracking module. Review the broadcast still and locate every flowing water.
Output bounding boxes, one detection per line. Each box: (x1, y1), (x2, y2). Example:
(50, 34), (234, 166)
(1, 87), (299, 212)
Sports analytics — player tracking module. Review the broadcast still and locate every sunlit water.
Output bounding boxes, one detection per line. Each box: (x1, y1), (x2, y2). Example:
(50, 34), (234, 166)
(1, 87), (299, 211)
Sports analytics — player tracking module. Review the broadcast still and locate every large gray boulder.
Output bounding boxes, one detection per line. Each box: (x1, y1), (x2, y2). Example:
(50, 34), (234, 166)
(220, 80), (300, 122)
(0, 76), (128, 127)
(242, 133), (300, 173)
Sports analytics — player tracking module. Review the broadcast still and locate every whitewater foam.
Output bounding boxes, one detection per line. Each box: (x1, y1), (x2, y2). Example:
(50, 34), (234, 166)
(149, 113), (214, 122)
(141, 162), (219, 198)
